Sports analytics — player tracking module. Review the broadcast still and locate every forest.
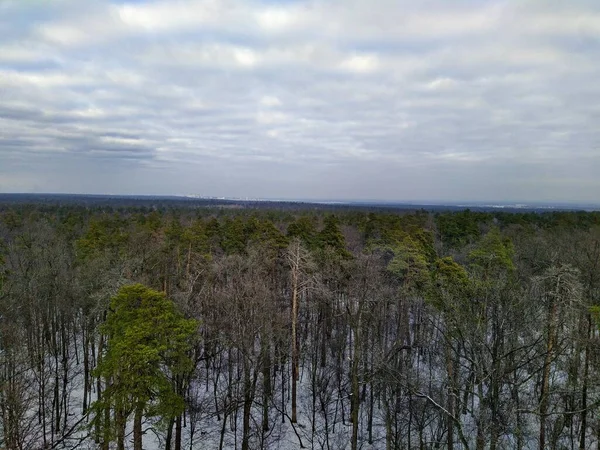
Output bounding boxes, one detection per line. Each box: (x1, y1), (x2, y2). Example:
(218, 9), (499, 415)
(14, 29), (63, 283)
(1, 200), (600, 450)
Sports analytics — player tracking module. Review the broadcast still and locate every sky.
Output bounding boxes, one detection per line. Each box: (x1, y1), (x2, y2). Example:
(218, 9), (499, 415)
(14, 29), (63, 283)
(1, 0), (599, 203)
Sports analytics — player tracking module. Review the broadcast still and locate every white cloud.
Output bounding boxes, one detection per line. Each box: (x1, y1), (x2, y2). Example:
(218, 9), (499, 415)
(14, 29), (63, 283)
(256, 6), (308, 32)
(0, 44), (48, 63)
(0, 70), (93, 88)
(339, 54), (379, 74)
(233, 48), (259, 67)
(259, 96), (282, 108)
(425, 77), (458, 91)
(256, 110), (289, 125)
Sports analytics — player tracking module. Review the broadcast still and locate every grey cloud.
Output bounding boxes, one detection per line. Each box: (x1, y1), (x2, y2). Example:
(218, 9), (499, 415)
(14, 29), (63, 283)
(0, 0), (599, 202)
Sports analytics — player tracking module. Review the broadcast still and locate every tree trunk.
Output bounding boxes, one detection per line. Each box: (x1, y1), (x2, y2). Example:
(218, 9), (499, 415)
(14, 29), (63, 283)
(291, 264), (299, 423)
(133, 405), (143, 450)
(476, 381), (485, 450)
(579, 314), (591, 450)
(165, 417), (175, 450)
(350, 319), (361, 450)
(175, 413), (182, 450)
(446, 345), (455, 450)
(262, 343), (271, 432)
(540, 291), (558, 450)
(242, 365), (253, 450)
(116, 405), (125, 450)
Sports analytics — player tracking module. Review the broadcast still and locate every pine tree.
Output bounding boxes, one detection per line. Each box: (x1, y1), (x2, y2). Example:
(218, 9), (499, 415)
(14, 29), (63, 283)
(91, 284), (197, 450)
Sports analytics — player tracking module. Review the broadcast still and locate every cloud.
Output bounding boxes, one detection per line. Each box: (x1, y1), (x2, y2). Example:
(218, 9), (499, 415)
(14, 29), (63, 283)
(0, 0), (599, 202)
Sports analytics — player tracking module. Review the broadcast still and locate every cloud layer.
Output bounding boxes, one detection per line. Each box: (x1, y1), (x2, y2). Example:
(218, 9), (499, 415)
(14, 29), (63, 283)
(1, 0), (599, 202)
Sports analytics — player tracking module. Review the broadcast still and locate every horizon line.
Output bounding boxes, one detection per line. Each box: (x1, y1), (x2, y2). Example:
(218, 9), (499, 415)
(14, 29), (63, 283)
(1, 192), (599, 209)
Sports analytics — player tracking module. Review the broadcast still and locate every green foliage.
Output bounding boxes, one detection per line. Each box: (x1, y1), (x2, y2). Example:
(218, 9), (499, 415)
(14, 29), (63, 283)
(2, 210), (24, 231)
(591, 306), (600, 328)
(366, 215), (436, 291)
(427, 257), (469, 309)
(318, 215), (352, 259)
(383, 236), (430, 291)
(205, 217), (220, 237)
(287, 216), (318, 248)
(76, 216), (128, 260)
(182, 219), (210, 256)
(204, 217), (222, 253)
(433, 256), (470, 286)
(91, 284), (197, 442)
(249, 219), (289, 254)
(436, 210), (489, 248)
(411, 228), (436, 264)
(0, 239), (7, 290)
(363, 212), (409, 245)
(429, 257), (471, 301)
(221, 217), (247, 254)
(468, 227), (515, 278)
(164, 217), (184, 247)
(144, 211), (164, 233)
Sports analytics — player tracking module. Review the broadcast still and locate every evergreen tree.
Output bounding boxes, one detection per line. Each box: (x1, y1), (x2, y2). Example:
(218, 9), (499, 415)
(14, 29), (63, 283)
(318, 215), (351, 259)
(91, 284), (197, 450)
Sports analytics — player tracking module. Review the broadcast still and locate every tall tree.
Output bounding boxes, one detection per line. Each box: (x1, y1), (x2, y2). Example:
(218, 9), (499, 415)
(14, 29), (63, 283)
(286, 238), (314, 423)
(533, 264), (582, 450)
(92, 284), (196, 450)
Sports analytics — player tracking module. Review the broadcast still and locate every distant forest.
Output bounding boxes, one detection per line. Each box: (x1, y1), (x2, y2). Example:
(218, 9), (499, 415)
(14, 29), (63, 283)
(1, 197), (600, 449)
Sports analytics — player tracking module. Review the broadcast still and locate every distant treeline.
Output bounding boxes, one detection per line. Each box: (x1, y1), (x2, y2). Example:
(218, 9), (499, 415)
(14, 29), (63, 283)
(2, 193), (595, 214)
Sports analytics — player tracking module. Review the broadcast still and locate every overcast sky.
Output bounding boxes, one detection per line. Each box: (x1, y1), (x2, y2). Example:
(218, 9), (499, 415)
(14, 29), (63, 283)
(1, 0), (599, 203)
